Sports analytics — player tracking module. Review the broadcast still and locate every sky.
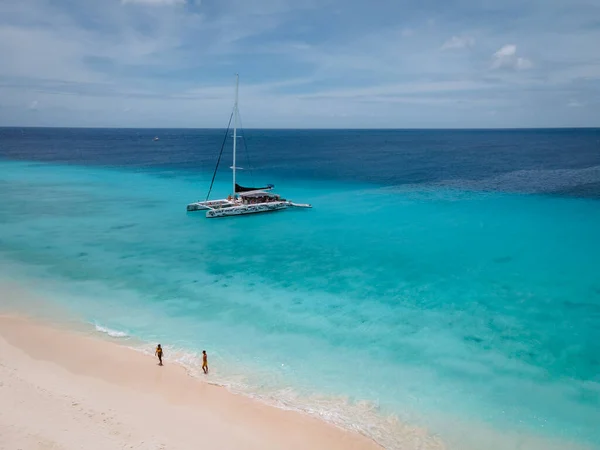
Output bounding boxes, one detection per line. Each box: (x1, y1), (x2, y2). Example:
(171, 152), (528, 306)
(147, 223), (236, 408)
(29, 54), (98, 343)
(0, 0), (599, 128)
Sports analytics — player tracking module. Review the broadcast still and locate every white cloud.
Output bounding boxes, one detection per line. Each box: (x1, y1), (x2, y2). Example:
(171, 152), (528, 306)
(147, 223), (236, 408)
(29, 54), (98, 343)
(401, 28), (414, 37)
(441, 35), (475, 50)
(28, 100), (38, 110)
(516, 57), (533, 70)
(495, 44), (516, 58)
(568, 100), (584, 107)
(121, 0), (185, 5)
(491, 44), (533, 70)
(0, 25), (95, 82)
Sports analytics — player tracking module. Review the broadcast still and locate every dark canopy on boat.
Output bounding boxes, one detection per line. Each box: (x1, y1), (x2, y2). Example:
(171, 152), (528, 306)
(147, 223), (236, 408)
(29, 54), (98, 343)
(235, 183), (274, 193)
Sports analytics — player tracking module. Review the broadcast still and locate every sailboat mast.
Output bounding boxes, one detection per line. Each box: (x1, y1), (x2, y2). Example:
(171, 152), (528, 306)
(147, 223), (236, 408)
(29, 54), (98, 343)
(232, 74), (239, 198)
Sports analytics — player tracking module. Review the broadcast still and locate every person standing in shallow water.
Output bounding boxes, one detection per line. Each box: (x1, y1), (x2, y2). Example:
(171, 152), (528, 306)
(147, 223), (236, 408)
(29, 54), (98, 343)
(202, 350), (208, 374)
(155, 344), (163, 366)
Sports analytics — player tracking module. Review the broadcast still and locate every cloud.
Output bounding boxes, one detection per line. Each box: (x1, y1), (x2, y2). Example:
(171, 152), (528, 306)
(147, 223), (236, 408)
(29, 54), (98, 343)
(568, 100), (584, 108)
(491, 44), (533, 70)
(441, 35), (475, 50)
(0, 0), (599, 128)
(292, 42), (311, 50)
(495, 44), (516, 58)
(515, 57), (533, 70)
(121, 0), (186, 5)
(295, 80), (492, 101)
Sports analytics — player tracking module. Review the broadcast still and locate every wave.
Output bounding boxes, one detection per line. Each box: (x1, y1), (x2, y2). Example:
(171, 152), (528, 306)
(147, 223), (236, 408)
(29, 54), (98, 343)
(93, 323), (129, 338)
(120, 344), (593, 450)
(117, 343), (444, 449)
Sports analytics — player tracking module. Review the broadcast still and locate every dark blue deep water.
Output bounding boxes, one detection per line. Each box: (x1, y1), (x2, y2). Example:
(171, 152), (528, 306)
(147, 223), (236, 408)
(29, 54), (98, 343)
(2, 127), (600, 193)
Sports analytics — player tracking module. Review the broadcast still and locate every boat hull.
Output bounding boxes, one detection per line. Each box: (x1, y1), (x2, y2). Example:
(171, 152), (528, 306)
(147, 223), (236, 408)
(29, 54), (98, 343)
(206, 202), (289, 218)
(187, 199), (234, 211)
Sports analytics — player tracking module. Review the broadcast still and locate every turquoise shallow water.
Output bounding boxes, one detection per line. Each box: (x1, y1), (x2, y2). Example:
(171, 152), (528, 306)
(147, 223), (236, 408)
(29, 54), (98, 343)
(1, 158), (600, 449)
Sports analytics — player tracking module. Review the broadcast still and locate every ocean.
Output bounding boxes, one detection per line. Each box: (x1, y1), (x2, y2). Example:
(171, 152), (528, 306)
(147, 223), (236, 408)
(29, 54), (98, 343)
(1, 127), (599, 449)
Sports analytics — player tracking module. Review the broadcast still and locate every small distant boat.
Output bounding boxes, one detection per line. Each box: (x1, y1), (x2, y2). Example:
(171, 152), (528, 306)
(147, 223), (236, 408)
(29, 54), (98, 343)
(153, 136), (159, 141)
(187, 74), (311, 218)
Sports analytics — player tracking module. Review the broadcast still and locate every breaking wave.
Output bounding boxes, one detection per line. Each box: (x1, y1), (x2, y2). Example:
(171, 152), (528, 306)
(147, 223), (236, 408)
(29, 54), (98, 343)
(94, 323), (129, 338)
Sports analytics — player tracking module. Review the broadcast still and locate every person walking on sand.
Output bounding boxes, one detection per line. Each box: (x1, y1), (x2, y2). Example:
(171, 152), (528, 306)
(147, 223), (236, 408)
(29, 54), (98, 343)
(155, 344), (163, 366)
(202, 350), (208, 374)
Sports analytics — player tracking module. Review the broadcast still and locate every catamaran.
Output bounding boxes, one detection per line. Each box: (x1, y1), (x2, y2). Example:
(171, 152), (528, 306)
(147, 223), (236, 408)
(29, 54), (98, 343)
(187, 75), (311, 218)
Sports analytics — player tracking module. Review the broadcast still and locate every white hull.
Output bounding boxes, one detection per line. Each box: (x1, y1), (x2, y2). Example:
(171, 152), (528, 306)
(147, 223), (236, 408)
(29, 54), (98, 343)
(206, 201), (289, 218)
(187, 199), (234, 211)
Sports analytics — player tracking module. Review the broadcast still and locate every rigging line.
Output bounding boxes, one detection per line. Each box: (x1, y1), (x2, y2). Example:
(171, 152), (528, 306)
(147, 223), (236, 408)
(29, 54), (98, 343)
(206, 111), (234, 201)
(237, 108), (255, 186)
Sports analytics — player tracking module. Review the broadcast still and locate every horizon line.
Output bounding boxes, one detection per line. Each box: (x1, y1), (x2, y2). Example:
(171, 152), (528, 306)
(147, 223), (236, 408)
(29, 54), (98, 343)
(1, 126), (599, 131)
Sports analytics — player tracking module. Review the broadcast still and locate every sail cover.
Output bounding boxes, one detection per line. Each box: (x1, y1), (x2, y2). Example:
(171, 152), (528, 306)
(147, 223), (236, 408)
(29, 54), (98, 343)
(235, 183), (274, 193)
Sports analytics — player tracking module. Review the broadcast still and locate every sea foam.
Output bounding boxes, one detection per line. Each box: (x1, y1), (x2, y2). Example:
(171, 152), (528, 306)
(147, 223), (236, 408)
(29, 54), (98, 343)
(94, 323), (129, 338)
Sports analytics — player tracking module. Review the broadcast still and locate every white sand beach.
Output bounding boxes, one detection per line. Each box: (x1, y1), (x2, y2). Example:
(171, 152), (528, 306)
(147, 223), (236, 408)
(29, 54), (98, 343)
(0, 315), (381, 450)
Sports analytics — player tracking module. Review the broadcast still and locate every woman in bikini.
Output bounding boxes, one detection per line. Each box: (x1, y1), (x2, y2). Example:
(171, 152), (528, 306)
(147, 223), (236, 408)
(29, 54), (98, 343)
(155, 344), (163, 366)
(202, 350), (208, 374)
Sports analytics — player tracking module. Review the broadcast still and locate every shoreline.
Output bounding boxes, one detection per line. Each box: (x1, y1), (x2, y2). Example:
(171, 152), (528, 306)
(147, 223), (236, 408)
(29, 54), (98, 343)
(0, 279), (597, 450)
(0, 278), (449, 450)
(0, 314), (383, 450)
(1, 277), (597, 450)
